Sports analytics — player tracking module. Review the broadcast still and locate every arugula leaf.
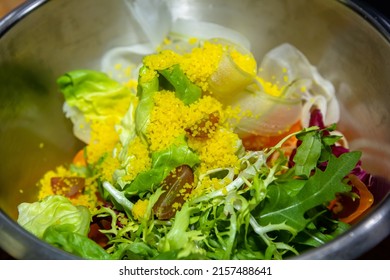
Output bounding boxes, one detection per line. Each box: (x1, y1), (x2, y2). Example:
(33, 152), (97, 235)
(257, 151), (361, 232)
(293, 130), (321, 177)
(292, 220), (349, 248)
(322, 135), (342, 146)
(272, 178), (306, 197)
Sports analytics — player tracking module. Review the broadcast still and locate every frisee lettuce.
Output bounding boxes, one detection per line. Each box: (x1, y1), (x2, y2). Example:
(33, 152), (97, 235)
(90, 126), (360, 260)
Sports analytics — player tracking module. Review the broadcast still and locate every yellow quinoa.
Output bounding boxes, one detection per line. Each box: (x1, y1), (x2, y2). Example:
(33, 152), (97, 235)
(180, 41), (224, 91)
(139, 66), (158, 84)
(187, 95), (224, 123)
(147, 90), (188, 152)
(146, 89), (235, 153)
(87, 117), (120, 164)
(96, 154), (121, 183)
(143, 49), (182, 71)
(123, 136), (152, 182)
(143, 40), (223, 93)
(132, 199), (149, 221)
(188, 128), (241, 174)
(230, 48), (257, 76)
(256, 76), (285, 97)
(190, 176), (232, 199)
(172, 201), (182, 211)
(185, 95), (225, 138)
(36, 38), (257, 214)
(142, 39), (257, 96)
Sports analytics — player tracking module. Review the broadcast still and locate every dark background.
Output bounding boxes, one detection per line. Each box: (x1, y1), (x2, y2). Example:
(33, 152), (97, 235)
(0, 0), (389, 260)
(349, 0), (390, 259)
(339, 0), (390, 260)
(359, 0), (389, 18)
(355, 0), (390, 23)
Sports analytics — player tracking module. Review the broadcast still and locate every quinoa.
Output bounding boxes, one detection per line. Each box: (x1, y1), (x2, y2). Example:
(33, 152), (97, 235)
(37, 165), (99, 209)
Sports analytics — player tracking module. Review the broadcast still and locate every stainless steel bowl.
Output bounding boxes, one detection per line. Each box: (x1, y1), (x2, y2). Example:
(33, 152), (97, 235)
(0, 0), (389, 259)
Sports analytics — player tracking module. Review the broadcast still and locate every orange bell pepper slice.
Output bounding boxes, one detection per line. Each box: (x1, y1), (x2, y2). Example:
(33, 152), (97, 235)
(339, 174), (374, 224)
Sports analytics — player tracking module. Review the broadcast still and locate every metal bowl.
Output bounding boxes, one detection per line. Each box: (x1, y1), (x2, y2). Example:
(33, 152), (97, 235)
(0, 0), (389, 259)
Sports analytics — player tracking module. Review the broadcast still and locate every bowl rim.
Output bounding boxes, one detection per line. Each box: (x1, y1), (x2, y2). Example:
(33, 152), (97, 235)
(0, 209), (79, 259)
(0, 0), (389, 260)
(0, 0), (48, 36)
(293, 193), (390, 259)
(344, 0), (390, 42)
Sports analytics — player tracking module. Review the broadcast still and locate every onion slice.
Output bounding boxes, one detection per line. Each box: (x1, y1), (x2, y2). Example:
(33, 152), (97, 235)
(124, 0), (172, 48)
(101, 43), (154, 84)
(258, 43), (339, 128)
(168, 18), (251, 51)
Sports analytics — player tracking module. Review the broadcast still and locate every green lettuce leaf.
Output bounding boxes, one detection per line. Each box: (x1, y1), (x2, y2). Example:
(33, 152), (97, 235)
(292, 219), (350, 248)
(17, 195), (91, 239)
(43, 224), (111, 260)
(57, 70), (133, 143)
(124, 135), (199, 195)
(135, 66), (159, 142)
(158, 203), (204, 258)
(293, 130), (322, 178)
(110, 242), (157, 260)
(159, 64), (202, 105)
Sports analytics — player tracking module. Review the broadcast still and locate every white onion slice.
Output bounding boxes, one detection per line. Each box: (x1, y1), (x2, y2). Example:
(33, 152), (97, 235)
(101, 0), (173, 83)
(168, 18), (251, 51)
(124, 0), (172, 48)
(62, 103), (91, 144)
(229, 88), (302, 137)
(300, 95), (327, 128)
(101, 43), (154, 83)
(259, 43), (339, 127)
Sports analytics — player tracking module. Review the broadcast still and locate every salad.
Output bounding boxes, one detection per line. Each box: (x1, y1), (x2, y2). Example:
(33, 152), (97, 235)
(16, 5), (378, 260)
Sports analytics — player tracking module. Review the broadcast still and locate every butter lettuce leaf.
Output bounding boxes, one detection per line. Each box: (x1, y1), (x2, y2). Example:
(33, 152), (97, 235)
(43, 224), (111, 260)
(57, 70), (133, 143)
(134, 66), (159, 142)
(17, 195), (91, 239)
